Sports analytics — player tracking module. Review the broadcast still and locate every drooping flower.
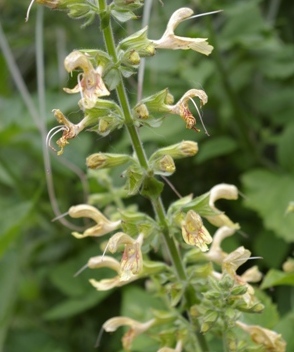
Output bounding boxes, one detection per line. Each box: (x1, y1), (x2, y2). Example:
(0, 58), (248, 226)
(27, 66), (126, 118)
(46, 109), (88, 155)
(240, 266), (263, 283)
(181, 210), (212, 251)
(236, 321), (286, 352)
(88, 255), (139, 290)
(205, 226), (237, 264)
(63, 50), (110, 109)
(150, 8), (213, 55)
(103, 316), (155, 351)
(68, 204), (121, 238)
(205, 183), (240, 229)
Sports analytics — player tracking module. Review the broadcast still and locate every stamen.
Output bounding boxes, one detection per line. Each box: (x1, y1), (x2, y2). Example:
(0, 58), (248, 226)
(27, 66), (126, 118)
(74, 263), (89, 277)
(45, 125), (63, 146)
(77, 72), (85, 110)
(184, 10), (223, 22)
(101, 240), (110, 261)
(25, 0), (36, 22)
(189, 97), (210, 136)
(95, 326), (104, 348)
(51, 211), (70, 222)
(46, 125), (67, 151)
(235, 256), (263, 263)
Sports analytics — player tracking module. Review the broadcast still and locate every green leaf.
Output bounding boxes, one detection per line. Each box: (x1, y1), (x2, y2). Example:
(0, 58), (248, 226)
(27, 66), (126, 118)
(0, 250), (20, 349)
(195, 136), (238, 164)
(277, 123), (294, 174)
(43, 291), (108, 320)
(275, 311), (294, 352)
(48, 246), (104, 297)
(261, 269), (294, 289)
(121, 286), (163, 320)
(241, 169), (294, 242)
(253, 230), (288, 268)
(0, 201), (33, 257)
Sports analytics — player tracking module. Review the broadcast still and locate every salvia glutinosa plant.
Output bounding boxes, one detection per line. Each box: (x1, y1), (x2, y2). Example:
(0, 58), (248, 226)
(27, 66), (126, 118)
(26, 1), (286, 351)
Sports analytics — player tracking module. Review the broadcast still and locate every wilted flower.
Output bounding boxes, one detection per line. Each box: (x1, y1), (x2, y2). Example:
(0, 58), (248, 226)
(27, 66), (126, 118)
(26, 0), (62, 21)
(46, 109), (88, 155)
(166, 89), (208, 131)
(103, 316), (155, 351)
(181, 210), (212, 251)
(63, 50), (110, 108)
(68, 204), (121, 238)
(236, 321), (286, 352)
(151, 8), (213, 55)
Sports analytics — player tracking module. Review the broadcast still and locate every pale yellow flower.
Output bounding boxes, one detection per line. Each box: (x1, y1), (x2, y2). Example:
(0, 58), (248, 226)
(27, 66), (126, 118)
(107, 232), (144, 281)
(181, 210), (212, 251)
(205, 183), (240, 229)
(88, 255), (139, 291)
(222, 246), (251, 276)
(103, 316), (155, 351)
(240, 266), (263, 283)
(68, 204), (121, 238)
(236, 321), (286, 352)
(151, 8), (213, 55)
(205, 226), (237, 264)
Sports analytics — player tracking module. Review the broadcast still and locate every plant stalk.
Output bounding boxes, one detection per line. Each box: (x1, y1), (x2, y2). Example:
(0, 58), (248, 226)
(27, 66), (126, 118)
(98, 1), (209, 350)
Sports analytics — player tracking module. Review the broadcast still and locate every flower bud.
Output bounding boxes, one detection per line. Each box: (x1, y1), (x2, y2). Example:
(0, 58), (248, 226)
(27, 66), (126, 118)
(282, 257), (294, 273)
(121, 49), (141, 66)
(219, 274), (234, 290)
(119, 27), (155, 57)
(231, 285), (248, 296)
(86, 152), (131, 170)
(134, 103), (149, 119)
(151, 155), (176, 176)
(150, 141), (198, 162)
(135, 89), (173, 113)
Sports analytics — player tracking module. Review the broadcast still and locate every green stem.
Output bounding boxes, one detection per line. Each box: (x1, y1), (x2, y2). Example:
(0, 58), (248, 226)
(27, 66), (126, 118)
(98, 1), (209, 350)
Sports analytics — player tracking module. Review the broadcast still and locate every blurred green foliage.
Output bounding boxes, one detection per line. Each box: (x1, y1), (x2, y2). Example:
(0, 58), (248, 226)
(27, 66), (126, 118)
(0, 0), (294, 350)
